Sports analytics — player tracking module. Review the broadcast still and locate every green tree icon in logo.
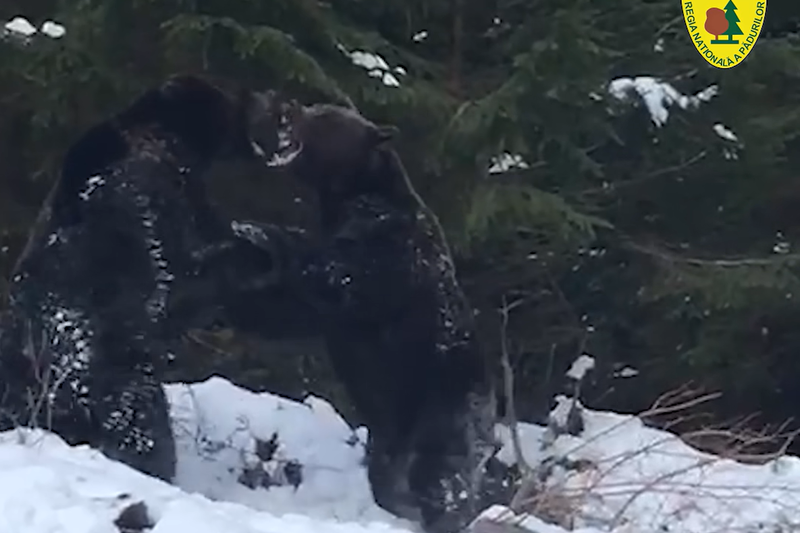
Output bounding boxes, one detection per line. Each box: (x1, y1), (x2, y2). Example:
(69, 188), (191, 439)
(713, 0), (743, 44)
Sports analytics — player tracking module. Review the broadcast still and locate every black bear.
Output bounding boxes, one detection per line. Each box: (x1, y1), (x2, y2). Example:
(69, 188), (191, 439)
(250, 102), (510, 531)
(0, 74), (298, 481)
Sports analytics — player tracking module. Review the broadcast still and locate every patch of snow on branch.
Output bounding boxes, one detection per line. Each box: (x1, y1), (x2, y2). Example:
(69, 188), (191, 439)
(608, 76), (718, 126)
(723, 148), (739, 160)
(4, 16), (36, 36)
(340, 45), (403, 88)
(713, 123), (742, 160)
(3, 16), (67, 41)
(41, 21), (66, 38)
(773, 231), (790, 255)
(613, 366), (639, 378)
(488, 152), (529, 174)
(566, 354), (595, 381)
(350, 50), (389, 72)
(412, 30), (427, 42)
(713, 122), (738, 142)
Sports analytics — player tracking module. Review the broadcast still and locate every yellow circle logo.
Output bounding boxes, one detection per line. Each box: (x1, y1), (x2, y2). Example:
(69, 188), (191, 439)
(682, 0), (766, 68)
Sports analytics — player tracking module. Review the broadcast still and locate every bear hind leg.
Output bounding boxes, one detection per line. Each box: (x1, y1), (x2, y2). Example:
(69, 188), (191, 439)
(92, 372), (176, 482)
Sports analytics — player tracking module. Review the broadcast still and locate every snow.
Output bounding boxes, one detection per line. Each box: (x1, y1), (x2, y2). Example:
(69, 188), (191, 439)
(723, 147), (740, 160)
(478, 506), (604, 533)
(338, 45), (404, 88)
(412, 31), (428, 42)
(3, 16), (66, 40)
(712, 123), (742, 160)
(565, 354), (595, 381)
(350, 51), (390, 72)
(773, 231), (791, 255)
(612, 366), (638, 379)
(713, 122), (738, 142)
(166, 378), (396, 524)
(488, 152), (529, 174)
(78, 175), (105, 201)
(494, 408), (800, 533)
(379, 72), (401, 88)
(137, 200), (173, 320)
(608, 76), (718, 126)
(0, 377), (416, 533)
(4, 16), (36, 37)
(41, 21), (66, 38)
(3, 375), (800, 533)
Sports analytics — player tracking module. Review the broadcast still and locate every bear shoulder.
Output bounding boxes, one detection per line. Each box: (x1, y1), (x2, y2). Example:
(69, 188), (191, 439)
(54, 75), (269, 225)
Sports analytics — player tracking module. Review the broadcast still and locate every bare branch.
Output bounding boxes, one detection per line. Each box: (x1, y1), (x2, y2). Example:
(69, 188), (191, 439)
(623, 239), (800, 268)
(499, 294), (529, 481)
(580, 150), (708, 197)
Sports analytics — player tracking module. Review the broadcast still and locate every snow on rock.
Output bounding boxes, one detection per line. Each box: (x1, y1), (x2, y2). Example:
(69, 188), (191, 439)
(608, 76), (718, 126)
(4, 16), (37, 37)
(3, 376), (800, 533)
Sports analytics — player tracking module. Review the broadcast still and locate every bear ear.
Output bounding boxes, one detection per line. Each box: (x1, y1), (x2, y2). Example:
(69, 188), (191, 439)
(374, 124), (399, 145)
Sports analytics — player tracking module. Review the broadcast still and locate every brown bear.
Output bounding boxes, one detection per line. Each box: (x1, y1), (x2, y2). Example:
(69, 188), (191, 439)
(252, 102), (512, 532)
(0, 74), (299, 482)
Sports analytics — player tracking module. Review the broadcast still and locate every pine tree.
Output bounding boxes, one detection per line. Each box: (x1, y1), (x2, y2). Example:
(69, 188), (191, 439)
(721, 0), (744, 43)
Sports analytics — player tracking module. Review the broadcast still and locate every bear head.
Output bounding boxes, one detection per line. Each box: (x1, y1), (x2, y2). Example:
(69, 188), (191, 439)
(275, 102), (402, 201)
(119, 74), (303, 166)
(56, 74), (303, 227)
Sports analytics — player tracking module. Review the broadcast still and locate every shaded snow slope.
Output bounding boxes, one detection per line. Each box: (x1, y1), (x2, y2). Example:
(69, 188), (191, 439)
(2, 378), (800, 533)
(167, 377), (403, 525)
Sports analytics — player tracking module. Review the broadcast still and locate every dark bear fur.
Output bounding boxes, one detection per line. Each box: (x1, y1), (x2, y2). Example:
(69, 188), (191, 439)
(255, 103), (511, 531)
(0, 74), (290, 481)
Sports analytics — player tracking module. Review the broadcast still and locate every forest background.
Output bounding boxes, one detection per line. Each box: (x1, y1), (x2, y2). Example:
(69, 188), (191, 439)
(2, 0), (800, 452)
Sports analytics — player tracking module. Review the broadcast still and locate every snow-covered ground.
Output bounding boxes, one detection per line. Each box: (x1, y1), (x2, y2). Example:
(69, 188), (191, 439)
(2, 377), (800, 533)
